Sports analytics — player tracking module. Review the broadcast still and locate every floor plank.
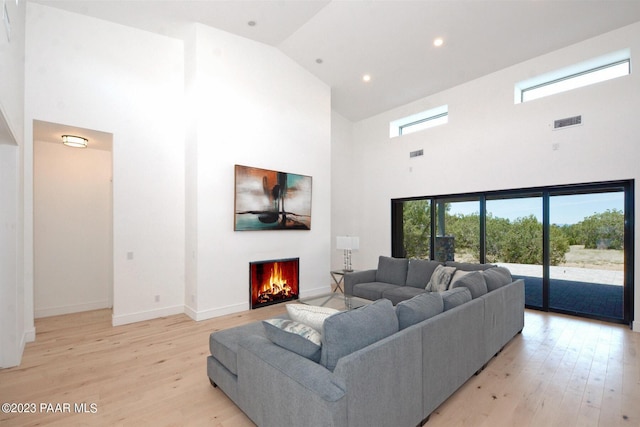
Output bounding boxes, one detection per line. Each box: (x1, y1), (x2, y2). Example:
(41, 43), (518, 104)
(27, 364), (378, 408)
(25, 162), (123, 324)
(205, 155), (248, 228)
(1, 308), (638, 426)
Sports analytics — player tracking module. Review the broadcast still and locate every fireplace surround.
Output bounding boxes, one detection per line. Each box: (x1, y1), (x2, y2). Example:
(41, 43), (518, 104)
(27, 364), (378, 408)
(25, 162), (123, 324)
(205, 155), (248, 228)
(250, 258), (299, 309)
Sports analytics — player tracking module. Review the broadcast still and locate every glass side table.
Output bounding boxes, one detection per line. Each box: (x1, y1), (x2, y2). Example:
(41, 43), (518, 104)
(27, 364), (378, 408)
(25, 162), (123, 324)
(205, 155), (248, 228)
(330, 269), (354, 293)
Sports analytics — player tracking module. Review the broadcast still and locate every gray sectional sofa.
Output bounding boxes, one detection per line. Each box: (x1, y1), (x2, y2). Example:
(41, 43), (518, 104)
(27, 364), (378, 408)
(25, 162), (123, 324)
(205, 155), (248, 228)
(207, 257), (524, 427)
(345, 256), (512, 305)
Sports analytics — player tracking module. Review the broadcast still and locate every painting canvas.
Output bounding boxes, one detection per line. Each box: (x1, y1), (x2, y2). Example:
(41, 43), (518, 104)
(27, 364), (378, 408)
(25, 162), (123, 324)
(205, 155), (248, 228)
(234, 165), (312, 231)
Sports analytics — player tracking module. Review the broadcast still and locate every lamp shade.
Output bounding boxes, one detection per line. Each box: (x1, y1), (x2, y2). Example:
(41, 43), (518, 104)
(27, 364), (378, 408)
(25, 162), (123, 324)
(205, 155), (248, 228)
(336, 236), (359, 250)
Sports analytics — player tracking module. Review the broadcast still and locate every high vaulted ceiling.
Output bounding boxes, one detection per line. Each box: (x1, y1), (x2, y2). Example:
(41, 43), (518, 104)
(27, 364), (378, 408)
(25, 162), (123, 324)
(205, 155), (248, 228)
(32, 0), (640, 121)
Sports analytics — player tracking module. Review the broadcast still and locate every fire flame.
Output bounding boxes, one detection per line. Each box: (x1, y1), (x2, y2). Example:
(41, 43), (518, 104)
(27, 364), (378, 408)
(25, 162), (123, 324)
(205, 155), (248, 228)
(259, 262), (293, 296)
(253, 261), (299, 308)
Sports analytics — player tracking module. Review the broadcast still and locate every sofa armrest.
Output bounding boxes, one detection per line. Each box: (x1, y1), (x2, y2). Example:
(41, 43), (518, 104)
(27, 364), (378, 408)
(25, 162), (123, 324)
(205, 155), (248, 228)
(237, 335), (347, 426)
(344, 269), (377, 296)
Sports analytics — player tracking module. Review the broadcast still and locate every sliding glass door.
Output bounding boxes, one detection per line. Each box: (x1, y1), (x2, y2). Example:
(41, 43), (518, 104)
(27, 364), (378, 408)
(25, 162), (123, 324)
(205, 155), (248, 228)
(549, 190), (625, 320)
(391, 180), (633, 324)
(486, 195), (544, 309)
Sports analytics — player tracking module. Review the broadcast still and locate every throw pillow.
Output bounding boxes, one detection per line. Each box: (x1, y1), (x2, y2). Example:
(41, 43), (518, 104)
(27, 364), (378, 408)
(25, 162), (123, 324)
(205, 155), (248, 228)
(482, 267), (513, 292)
(450, 270), (488, 299)
(375, 256), (409, 286)
(441, 287), (472, 311)
(395, 292), (444, 330)
(320, 299), (399, 371)
(263, 318), (322, 362)
(286, 304), (339, 333)
(426, 265), (456, 292)
(448, 269), (471, 289)
(406, 259), (442, 289)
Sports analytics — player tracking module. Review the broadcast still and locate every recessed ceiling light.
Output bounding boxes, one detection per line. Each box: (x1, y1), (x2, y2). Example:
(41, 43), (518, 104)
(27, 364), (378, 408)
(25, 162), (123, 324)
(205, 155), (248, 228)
(316, 58), (323, 64)
(433, 37), (444, 47)
(362, 74), (372, 82)
(248, 20), (257, 27)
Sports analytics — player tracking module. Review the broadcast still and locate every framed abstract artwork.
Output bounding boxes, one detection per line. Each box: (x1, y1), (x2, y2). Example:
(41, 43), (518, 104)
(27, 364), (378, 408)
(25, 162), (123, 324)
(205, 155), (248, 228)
(234, 165), (312, 231)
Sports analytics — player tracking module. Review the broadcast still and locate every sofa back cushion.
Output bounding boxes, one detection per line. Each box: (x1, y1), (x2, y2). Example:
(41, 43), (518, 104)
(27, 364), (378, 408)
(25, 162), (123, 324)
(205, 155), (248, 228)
(405, 259), (442, 288)
(320, 299), (399, 371)
(441, 287), (472, 311)
(450, 270), (488, 299)
(376, 256), (409, 286)
(483, 266), (513, 292)
(445, 261), (495, 271)
(395, 292), (444, 330)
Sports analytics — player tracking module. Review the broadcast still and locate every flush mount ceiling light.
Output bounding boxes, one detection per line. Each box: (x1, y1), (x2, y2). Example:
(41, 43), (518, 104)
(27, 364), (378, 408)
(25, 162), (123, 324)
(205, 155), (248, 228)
(362, 74), (372, 82)
(433, 37), (444, 47)
(61, 135), (88, 148)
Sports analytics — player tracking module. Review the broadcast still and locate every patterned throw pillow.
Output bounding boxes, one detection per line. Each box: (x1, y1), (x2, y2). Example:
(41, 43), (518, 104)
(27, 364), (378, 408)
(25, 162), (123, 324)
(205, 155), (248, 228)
(426, 265), (456, 292)
(286, 304), (339, 333)
(263, 318), (322, 362)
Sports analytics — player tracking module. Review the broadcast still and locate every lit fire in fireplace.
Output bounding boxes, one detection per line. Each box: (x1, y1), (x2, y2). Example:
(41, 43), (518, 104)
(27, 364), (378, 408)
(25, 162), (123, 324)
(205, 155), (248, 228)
(250, 258), (299, 309)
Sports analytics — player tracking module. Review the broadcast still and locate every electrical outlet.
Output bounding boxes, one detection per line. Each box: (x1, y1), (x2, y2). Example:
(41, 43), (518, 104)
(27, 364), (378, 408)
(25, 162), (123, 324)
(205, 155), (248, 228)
(127, 251), (134, 260)
(155, 295), (160, 302)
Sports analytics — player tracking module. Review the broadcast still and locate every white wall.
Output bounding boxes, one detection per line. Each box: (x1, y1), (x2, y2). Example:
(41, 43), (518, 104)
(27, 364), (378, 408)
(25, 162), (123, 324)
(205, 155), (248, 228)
(0, 0), (25, 142)
(340, 22), (640, 327)
(25, 3), (185, 326)
(0, 0), (27, 368)
(33, 140), (112, 317)
(186, 24), (331, 320)
(331, 111), (359, 270)
(0, 144), (20, 367)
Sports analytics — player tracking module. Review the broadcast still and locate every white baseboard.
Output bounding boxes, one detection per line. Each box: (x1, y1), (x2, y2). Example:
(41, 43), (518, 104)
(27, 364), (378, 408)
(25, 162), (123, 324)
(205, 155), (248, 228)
(191, 302), (249, 321)
(300, 285), (333, 299)
(24, 327), (36, 343)
(35, 300), (111, 318)
(112, 304), (184, 326)
(632, 320), (640, 332)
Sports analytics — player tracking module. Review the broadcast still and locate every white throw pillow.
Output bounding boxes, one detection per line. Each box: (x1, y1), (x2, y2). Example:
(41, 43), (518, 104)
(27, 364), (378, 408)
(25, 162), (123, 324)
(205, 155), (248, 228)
(286, 304), (339, 333)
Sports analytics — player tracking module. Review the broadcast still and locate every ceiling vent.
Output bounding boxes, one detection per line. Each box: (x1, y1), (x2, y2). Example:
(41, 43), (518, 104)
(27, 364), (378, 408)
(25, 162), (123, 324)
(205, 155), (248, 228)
(410, 149), (424, 158)
(553, 115), (582, 130)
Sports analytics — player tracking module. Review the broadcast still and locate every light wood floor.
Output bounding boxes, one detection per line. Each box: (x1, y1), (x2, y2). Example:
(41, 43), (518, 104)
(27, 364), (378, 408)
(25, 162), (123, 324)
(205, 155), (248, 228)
(1, 307), (639, 426)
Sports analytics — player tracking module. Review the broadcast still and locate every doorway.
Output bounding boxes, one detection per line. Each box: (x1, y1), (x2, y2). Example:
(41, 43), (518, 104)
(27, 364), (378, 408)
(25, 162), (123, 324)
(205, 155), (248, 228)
(33, 120), (113, 318)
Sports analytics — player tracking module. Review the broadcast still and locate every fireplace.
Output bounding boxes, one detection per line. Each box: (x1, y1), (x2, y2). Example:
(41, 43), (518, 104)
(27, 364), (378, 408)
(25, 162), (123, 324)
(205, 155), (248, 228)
(250, 258), (299, 309)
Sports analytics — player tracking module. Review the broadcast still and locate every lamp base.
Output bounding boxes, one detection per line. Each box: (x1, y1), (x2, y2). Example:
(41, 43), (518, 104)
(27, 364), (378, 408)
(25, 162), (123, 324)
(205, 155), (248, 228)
(343, 249), (352, 272)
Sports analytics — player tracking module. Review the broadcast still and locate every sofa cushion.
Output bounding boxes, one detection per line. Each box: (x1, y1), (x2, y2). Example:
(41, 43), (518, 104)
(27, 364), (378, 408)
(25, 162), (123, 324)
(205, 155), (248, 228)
(263, 319), (322, 362)
(450, 270), (488, 299)
(426, 265), (456, 292)
(406, 259), (442, 288)
(483, 267), (513, 292)
(353, 282), (399, 301)
(375, 256), (409, 286)
(286, 304), (339, 333)
(381, 286), (428, 306)
(209, 320), (269, 376)
(449, 269), (471, 289)
(320, 299), (399, 371)
(441, 287), (472, 311)
(395, 292), (444, 330)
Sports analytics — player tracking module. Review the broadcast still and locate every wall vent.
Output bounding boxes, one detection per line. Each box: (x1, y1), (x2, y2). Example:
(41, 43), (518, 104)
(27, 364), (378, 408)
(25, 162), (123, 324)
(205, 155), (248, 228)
(410, 149), (424, 158)
(553, 115), (582, 130)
